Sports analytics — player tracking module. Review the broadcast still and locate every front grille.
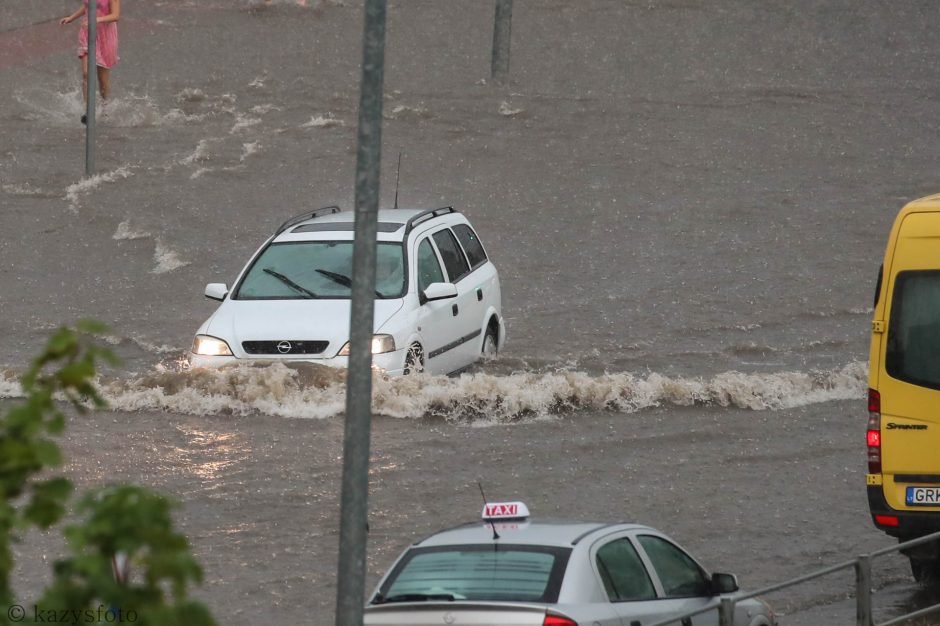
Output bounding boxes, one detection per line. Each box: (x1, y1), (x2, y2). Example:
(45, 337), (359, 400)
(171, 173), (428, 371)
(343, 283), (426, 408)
(241, 340), (329, 355)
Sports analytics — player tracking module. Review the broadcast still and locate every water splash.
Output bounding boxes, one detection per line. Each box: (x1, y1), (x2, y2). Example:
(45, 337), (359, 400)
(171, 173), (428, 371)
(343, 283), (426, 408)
(152, 239), (189, 274)
(112, 219), (151, 241)
(65, 166), (133, 211)
(0, 362), (868, 423)
(302, 114), (344, 128)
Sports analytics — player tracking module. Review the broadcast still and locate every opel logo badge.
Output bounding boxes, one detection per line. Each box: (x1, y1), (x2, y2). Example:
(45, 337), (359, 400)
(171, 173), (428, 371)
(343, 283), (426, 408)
(276, 341), (292, 354)
(442, 612), (456, 625)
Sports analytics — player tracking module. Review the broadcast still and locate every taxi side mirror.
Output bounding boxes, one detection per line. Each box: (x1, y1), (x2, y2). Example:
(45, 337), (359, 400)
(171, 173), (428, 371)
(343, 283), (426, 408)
(420, 282), (457, 305)
(205, 283), (229, 302)
(709, 572), (739, 595)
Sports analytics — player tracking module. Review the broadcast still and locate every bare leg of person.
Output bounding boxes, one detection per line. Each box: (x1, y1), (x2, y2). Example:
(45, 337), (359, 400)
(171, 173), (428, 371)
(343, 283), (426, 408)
(81, 55), (88, 103)
(81, 55), (89, 124)
(97, 66), (111, 101)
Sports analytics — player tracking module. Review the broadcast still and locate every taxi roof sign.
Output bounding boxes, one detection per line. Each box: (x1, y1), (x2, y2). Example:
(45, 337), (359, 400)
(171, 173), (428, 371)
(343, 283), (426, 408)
(481, 501), (530, 521)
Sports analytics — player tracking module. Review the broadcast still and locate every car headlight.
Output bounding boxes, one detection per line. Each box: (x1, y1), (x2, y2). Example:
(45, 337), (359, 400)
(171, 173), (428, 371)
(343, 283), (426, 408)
(337, 334), (396, 356)
(192, 335), (234, 356)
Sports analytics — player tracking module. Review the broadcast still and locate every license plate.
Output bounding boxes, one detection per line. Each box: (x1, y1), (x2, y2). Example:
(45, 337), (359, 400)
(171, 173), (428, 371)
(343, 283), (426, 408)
(906, 487), (940, 506)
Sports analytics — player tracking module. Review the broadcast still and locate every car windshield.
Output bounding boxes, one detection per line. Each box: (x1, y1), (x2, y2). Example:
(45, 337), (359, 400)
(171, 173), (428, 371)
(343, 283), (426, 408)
(375, 544), (571, 604)
(235, 241), (405, 300)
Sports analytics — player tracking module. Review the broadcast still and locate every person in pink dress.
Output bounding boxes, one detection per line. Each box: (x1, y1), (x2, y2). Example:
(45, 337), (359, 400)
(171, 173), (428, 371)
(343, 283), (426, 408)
(60, 0), (121, 124)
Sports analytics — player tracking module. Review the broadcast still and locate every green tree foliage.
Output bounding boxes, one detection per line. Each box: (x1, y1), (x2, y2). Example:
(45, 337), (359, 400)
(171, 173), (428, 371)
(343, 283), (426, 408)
(0, 322), (216, 625)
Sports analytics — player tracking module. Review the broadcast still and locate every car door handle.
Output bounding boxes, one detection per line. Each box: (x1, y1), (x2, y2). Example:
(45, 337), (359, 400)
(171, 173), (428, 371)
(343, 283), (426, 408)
(476, 288), (483, 301)
(681, 618), (692, 626)
(452, 304), (459, 316)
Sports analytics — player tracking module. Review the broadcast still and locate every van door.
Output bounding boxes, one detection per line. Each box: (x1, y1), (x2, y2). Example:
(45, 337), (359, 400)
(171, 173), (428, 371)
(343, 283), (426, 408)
(879, 212), (940, 513)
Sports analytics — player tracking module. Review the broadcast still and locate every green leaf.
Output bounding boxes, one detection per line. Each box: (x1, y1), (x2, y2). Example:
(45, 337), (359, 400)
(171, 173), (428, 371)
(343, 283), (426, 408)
(32, 439), (63, 467)
(57, 361), (96, 388)
(24, 478), (74, 528)
(76, 319), (109, 335)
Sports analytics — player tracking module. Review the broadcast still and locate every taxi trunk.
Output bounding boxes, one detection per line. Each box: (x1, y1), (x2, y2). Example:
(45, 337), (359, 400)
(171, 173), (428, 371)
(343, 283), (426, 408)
(364, 602), (550, 626)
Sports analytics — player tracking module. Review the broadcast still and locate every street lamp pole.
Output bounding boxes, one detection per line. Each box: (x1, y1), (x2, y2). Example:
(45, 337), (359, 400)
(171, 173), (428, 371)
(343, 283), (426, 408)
(491, 0), (513, 85)
(333, 0), (388, 624)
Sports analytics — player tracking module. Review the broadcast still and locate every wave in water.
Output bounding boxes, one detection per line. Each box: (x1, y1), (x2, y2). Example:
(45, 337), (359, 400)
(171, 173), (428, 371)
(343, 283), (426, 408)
(0, 362), (867, 423)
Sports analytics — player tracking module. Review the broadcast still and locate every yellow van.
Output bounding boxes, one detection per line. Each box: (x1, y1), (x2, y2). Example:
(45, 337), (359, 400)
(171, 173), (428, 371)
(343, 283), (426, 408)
(868, 194), (940, 581)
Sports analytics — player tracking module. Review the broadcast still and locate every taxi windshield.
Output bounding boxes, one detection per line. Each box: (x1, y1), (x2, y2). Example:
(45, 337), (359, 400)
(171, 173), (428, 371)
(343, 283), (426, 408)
(235, 241), (405, 300)
(375, 544), (571, 604)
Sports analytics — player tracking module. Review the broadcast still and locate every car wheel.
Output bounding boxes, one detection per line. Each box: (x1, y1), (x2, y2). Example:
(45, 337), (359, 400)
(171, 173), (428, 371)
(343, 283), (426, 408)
(482, 324), (498, 359)
(909, 556), (940, 583)
(403, 343), (424, 375)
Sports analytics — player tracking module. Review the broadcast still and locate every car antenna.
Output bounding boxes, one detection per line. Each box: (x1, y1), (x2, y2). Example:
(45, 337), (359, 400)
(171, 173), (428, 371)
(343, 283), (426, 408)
(393, 151), (402, 210)
(478, 481), (500, 541)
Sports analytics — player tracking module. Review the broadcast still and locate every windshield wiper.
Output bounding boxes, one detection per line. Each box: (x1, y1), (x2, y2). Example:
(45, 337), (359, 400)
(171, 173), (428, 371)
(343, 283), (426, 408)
(263, 268), (317, 298)
(374, 593), (457, 604)
(316, 268), (383, 297)
(315, 268), (352, 287)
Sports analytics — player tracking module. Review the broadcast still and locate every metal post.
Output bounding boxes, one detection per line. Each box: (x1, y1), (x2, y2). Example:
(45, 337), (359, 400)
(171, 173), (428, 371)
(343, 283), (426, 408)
(718, 597), (735, 626)
(491, 0), (513, 85)
(856, 555), (872, 626)
(333, 0), (387, 624)
(84, 3), (97, 177)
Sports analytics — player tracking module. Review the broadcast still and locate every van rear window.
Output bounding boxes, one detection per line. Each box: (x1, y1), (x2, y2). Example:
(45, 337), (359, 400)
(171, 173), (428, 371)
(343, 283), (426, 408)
(887, 270), (940, 390)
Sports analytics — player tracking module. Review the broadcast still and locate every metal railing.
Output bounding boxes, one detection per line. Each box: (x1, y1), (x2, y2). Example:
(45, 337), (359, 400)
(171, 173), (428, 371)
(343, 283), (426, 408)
(647, 530), (940, 626)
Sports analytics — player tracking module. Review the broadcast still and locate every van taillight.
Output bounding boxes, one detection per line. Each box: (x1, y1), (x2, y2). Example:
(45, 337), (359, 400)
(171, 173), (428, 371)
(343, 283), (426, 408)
(543, 615), (578, 626)
(868, 388), (882, 474)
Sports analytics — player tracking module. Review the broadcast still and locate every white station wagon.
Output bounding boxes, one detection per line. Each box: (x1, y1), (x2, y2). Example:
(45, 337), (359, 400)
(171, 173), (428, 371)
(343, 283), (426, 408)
(189, 206), (504, 376)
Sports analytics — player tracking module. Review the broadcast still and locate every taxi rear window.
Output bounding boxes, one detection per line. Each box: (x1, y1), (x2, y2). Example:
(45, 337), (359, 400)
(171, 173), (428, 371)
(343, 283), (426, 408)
(375, 544), (571, 603)
(886, 270), (940, 390)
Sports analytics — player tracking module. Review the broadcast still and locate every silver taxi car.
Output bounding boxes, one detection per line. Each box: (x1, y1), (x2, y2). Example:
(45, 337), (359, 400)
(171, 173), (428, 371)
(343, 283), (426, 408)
(365, 502), (774, 626)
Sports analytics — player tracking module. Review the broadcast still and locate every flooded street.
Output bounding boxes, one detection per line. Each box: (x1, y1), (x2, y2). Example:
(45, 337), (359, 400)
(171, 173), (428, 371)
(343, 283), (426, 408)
(9, 400), (922, 624)
(3, 0), (940, 623)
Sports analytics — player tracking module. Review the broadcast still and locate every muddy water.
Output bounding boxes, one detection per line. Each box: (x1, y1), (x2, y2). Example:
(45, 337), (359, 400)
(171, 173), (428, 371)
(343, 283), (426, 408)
(7, 400), (914, 625)
(4, 0), (940, 624)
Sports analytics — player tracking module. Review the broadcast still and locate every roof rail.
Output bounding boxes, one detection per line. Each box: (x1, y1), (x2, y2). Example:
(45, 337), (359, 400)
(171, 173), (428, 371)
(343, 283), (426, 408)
(275, 205), (342, 235)
(403, 206), (456, 236)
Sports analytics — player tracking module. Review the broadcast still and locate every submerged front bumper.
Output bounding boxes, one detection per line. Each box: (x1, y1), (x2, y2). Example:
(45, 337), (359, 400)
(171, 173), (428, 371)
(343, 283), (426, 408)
(188, 347), (408, 377)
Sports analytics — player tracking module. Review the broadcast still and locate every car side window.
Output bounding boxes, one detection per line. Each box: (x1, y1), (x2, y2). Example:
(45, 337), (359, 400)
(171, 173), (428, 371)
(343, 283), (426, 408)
(595, 538), (656, 602)
(432, 229), (470, 282)
(637, 535), (709, 598)
(416, 238), (445, 293)
(452, 224), (488, 269)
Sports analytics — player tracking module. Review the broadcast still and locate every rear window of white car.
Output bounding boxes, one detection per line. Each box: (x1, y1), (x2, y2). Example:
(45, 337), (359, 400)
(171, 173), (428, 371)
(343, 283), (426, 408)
(374, 544), (571, 604)
(452, 224), (488, 269)
(432, 229), (471, 282)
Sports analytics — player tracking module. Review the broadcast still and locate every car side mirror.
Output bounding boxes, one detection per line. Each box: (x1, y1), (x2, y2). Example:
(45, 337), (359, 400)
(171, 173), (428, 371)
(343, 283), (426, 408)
(710, 572), (739, 595)
(205, 283), (229, 302)
(421, 282), (458, 304)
